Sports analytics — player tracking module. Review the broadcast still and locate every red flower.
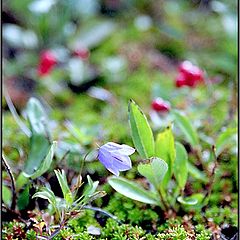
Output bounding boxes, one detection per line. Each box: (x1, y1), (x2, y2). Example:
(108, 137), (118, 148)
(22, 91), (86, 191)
(176, 61), (204, 88)
(175, 73), (187, 88)
(37, 50), (57, 77)
(151, 98), (170, 112)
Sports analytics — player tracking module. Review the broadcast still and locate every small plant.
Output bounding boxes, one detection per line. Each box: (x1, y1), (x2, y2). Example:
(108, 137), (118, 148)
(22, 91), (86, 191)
(108, 100), (215, 212)
(33, 170), (106, 239)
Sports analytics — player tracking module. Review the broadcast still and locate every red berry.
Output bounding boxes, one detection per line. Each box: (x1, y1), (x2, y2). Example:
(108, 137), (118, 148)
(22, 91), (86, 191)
(37, 50), (57, 76)
(175, 73), (187, 88)
(178, 61), (204, 87)
(73, 47), (90, 59)
(151, 98), (170, 112)
(178, 60), (193, 74)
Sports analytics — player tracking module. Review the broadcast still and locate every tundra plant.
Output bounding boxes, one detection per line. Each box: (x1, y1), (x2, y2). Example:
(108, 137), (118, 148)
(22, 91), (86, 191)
(108, 100), (214, 211)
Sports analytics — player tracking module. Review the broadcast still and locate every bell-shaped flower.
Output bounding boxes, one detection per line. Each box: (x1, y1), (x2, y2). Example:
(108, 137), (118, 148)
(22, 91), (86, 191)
(98, 142), (135, 176)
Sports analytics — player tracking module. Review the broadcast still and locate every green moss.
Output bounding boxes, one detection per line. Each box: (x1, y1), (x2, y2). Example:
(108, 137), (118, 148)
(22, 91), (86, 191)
(104, 192), (158, 226)
(101, 218), (146, 240)
(157, 225), (188, 240)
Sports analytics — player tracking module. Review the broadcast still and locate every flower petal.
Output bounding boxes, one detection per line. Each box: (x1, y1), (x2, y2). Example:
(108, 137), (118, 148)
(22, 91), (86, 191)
(111, 153), (132, 171)
(98, 142), (134, 176)
(113, 144), (135, 155)
(101, 142), (122, 152)
(98, 148), (120, 176)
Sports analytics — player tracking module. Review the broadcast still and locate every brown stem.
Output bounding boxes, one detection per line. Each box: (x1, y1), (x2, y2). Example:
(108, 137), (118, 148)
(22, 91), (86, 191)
(2, 155), (17, 210)
(2, 204), (28, 225)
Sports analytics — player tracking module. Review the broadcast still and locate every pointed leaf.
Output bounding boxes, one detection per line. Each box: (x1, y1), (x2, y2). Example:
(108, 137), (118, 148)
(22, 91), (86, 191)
(174, 142), (188, 189)
(155, 125), (175, 185)
(138, 157), (168, 190)
(128, 99), (154, 158)
(26, 97), (49, 135)
(32, 187), (57, 207)
(54, 169), (73, 205)
(172, 110), (199, 146)
(216, 127), (237, 156)
(24, 98), (51, 175)
(108, 176), (158, 205)
(24, 141), (57, 179)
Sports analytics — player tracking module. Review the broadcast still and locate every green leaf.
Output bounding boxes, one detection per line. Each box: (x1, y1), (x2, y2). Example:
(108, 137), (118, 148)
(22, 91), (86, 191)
(172, 110), (199, 146)
(26, 97), (49, 135)
(2, 185), (12, 207)
(174, 142), (188, 189)
(138, 157), (168, 190)
(24, 98), (51, 175)
(216, 127), (237, 156)
(155, 125), (175, 185)
(16, 173), (29, 190)
(82, 175), (99, 203)
(32, 187), (57, 207)
(128, 99), (155, 158)
(24, 141), (57, 179)
(24, 134), (51, 175)
(177, 195), (198, 206)
(54, 169), (73, 205)
(108, 176), (158, 205)
(17, 184), (30, 210)
(188, 162), (208, 183)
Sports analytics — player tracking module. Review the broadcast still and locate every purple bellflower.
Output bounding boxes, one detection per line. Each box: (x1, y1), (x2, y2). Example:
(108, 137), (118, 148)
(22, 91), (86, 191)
(98, 142), (135, 176)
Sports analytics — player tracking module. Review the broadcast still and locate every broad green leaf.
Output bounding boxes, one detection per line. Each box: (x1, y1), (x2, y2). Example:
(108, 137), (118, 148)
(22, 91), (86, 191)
(155, 125), (175, 186)
(216, 127), (237, 156)
(2, 185), (12, 206)
(177, 196), (198, 206)
(138, 158), (168, 190)
(128, 99), (154, 158)
(17, 184), (30, 210)
(24, 134), (50, 175)
(26, 97), (49, 135)
(32, 187), (57, 207)
(24, 97), (51, 175)
(54, 169), (73, 205)
(174, 142), (188, 189)
(24, 141), (57, 179)
(108, 176), (158, 205)
(188, 162), (208, 183)
(172, 110), (199, 146)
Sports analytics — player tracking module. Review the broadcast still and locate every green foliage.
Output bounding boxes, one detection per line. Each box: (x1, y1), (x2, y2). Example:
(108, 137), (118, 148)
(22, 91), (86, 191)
(173, 142), (188, 189)
(101, 218), (146, 240)
(26, 229), (37, 240)
(128, 99), (155, 158)
(171, 110), (199, 147)
(155, 126), (175, 186)
(195, 225), (211, 240)
(104, 193), (158, 225)
(138, 157), (168, 190)
(108, 176), (158, 205)
(24, 97), (51, 176)
(24, 141), (57, 179)
(157, 225), (188, 240)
